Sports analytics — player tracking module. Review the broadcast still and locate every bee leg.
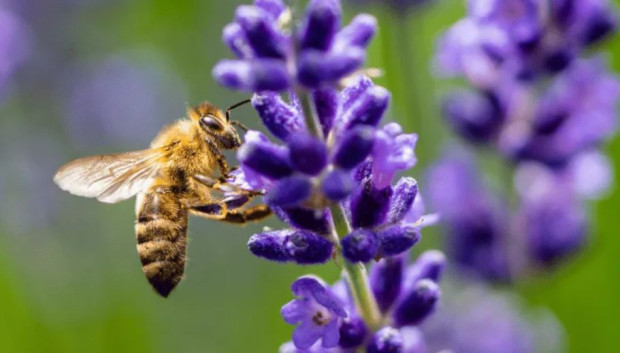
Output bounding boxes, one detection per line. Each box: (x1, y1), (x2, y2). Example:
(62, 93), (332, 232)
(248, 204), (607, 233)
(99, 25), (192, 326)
(191, 195), (271, 224)
(217, 205), (272, 224)
(231, 120), (249, 132)
(193, 174), (263, 197)
(204, 139), (232, 177)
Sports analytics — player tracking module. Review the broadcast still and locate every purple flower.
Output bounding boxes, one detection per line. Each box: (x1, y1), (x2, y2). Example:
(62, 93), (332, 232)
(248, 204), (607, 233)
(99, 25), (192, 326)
(213, 0), (377, 91)
(511, 58), (620, 165)
(437, 0), (617, 84)
(282, 276), (348, 349)
(426, 153), (512, 281)
(515, 166), (588, 266)
(421, 285), (563, 353)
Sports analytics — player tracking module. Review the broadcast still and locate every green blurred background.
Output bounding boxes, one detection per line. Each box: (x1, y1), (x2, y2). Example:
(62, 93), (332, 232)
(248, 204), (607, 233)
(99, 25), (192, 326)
(0, 0), (618, 352)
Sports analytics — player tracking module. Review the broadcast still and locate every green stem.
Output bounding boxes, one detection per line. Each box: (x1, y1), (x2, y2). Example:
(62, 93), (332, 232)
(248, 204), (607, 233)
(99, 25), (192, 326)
(297, 89), (325, 140)
(296, 87), (381, 330)
(329, 204), (382, 331)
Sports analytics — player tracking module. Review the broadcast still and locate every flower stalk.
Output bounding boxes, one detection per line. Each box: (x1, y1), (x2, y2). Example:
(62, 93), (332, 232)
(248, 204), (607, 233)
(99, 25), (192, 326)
(298, 84), (382, 329)
(329, 203), (382, 330)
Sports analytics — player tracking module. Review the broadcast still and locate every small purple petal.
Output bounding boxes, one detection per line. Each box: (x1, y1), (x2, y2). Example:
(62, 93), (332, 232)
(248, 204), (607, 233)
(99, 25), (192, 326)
(252, 93), (305, 140)
(282, 299), (309, 324)
(293, 322), (324, 350)
(321, 169), (355, 201)
(321, 319), (341, 348)
(299, 0), (341, 51)
(288, 133), (329, 175)
(341, 229), (378, 263)
(267, 175), (313, 207)
(291, 277), (347, 317)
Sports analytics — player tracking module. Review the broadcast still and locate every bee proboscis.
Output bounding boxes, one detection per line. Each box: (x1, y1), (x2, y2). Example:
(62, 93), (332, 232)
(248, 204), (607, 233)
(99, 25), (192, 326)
(54, 101), (271, 297)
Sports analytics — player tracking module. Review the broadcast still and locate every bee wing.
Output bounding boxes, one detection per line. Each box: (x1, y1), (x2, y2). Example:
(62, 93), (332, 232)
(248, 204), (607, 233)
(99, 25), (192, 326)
(54, 147), (171, 204)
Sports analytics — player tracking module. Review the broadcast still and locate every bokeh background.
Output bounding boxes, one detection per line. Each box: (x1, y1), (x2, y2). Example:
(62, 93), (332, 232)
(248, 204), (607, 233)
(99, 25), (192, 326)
(0, 0), (618, 352)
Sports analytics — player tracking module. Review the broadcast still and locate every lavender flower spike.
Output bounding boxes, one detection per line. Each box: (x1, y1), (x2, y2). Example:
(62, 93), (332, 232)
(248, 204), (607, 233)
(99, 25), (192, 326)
(214, 0), (377, 91)
(282, 276), (347, 349)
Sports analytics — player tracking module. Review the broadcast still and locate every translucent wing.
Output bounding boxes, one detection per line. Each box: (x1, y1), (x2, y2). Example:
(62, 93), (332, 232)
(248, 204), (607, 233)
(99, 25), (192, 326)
(54, 146), (171, 204)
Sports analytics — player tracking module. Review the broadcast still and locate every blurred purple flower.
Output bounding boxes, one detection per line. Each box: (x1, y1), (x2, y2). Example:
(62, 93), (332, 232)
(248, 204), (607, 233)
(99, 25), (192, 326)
(426, 152), (512, 281)
(422, 285), (564, 353)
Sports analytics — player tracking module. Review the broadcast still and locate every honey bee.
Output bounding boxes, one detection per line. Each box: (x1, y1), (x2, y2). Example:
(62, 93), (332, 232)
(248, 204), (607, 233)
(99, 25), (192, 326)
(54, 101), (271, 297)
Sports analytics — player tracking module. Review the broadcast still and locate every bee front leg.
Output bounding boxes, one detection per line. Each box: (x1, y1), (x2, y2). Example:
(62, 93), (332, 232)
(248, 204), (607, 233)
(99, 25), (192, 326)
(205, 139), (232, 178)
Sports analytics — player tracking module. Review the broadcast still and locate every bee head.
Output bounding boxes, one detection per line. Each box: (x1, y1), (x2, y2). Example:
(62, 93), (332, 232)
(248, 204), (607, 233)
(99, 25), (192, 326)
(189, 101), (242, 149)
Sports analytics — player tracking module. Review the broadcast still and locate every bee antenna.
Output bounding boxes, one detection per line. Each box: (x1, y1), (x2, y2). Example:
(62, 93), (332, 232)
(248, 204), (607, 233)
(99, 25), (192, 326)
(225, 99), (251, 122)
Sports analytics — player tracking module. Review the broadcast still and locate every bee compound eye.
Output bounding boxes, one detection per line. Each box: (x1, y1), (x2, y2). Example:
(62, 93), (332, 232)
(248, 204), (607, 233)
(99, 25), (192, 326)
(200, 115), (223, 131)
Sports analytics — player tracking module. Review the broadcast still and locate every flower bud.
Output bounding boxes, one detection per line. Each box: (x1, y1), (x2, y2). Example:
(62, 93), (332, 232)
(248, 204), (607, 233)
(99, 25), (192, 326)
(297, 48), (365, 88)
(288, 133), (328, 175)
(213, 59), (290, 92)
(367, 327), (403, 353)
(333, 14), (377, 50)
(393, 279), (440, 327)
(341, 229), (378, 263)
(267, 175), (313, 207)
(333, 125), (375, 170)
(299, 0), (341, 51)
(321, 169), (355, 201)
(386, 177), (418, 224)
(248, 230), (289, 262)
(339, 317), (368, 349)
(285, 230), (333, 264)
(349, 179), (392, 228)
(252, 93), (304, 140)
(442, 89), (503, 143)
(370, 256), (405, 313)
(238, 139), (293, 179)
(235, 5), (286, 58)
(378, 225), (420, 257)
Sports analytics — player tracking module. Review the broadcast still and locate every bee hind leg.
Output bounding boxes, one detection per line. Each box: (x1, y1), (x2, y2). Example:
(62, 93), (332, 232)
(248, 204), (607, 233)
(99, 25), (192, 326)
(191, 199), (271, 224)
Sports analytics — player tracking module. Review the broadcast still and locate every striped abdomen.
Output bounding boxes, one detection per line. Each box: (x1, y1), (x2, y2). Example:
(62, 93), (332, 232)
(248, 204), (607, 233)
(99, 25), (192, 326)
(135, 185), (188, 297)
